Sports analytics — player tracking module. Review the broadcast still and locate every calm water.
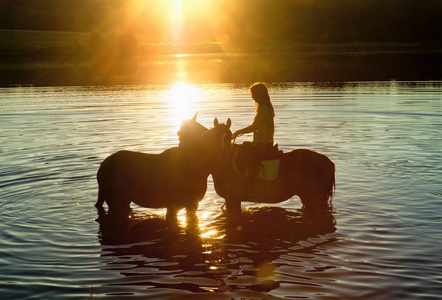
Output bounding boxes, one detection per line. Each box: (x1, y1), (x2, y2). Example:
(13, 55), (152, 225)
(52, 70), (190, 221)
(0, 81), (441, 299)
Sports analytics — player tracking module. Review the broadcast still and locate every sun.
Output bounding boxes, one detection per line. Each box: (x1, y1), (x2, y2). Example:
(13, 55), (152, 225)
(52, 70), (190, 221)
(167, 82), (201, 127)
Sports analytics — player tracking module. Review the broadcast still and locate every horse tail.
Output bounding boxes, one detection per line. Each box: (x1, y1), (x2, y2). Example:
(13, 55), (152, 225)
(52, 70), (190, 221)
(95, 187), (105, 209)
(289, 149), (336, 211)
(95, 154), (114, 209)
(315, 153), (335, 208)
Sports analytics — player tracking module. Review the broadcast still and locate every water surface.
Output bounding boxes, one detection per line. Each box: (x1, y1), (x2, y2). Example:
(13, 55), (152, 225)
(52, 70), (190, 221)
(0, 81), (441, 299)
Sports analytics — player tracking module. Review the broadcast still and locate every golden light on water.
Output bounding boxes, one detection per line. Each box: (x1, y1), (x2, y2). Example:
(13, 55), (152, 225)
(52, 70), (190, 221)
(201, 229), (218, 239)
(166, 82), (201, 127)
(177, 212), (187, 227)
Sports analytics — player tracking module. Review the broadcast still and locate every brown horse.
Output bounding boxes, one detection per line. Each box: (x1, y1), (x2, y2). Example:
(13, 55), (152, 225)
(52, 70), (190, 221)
(95, 117), (232, 220)
(176, 119), (335, 214)
(212, 143), (335, 214)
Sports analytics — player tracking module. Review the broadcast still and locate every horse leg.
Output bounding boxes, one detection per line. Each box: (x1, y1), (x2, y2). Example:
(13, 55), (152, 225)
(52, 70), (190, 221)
(225, 197), (241, 216)
(166, 206), (179, 223)
(165, 206), (180, 232)
(186, 201), (199, 224)
(299, 192), (331, 214)
(107, 192), (131, 219)
(95, 192), (104, 209)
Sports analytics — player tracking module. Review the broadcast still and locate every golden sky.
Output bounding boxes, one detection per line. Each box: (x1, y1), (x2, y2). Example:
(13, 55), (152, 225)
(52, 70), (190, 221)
(108, 0), (223, 43)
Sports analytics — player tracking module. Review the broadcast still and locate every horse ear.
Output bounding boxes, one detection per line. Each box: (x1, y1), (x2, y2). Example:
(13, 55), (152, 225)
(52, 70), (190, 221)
(191, 112), (198, 122)
(226, 118), (231, 129)
(214, 118), (219, 127)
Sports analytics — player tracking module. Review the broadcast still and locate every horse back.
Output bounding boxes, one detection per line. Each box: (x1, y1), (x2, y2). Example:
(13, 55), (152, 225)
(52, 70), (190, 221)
(97, 147), (209, 187)
(97, 150), (172, 184)
(283, 148), (334, 174)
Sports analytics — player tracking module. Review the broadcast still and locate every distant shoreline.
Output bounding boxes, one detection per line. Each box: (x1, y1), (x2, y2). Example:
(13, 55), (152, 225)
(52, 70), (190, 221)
(1, 52), (441, 87)
(1, 30), (441, 87)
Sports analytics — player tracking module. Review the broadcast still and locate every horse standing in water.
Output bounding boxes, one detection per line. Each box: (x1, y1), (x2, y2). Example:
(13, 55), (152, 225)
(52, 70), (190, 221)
(212, 144), (335, 214)
(95, 117), (232, 220)
(177, 119), (335, 214)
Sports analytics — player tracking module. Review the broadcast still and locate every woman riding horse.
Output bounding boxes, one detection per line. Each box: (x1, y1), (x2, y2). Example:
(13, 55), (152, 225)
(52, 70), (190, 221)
(176, 116), (335, 215)
(232, 82), (275, 161)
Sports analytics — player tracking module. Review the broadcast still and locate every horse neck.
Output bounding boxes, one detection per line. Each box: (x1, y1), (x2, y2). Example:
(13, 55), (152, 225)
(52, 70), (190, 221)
(198, 129), (222, 163)
(210, 143), (237, 195)
(180, 128), (222, 174)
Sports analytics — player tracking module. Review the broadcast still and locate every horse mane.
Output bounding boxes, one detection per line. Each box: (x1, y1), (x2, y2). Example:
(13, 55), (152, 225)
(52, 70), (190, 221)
(197, 125), (222, 149)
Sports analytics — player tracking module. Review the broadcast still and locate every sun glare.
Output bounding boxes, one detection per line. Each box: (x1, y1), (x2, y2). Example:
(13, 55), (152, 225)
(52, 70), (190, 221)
(167, 82), (200, 127)
(175, 0), (183, 10)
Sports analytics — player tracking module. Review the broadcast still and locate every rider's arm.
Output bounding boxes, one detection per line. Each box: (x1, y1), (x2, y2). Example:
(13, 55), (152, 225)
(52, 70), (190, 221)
(233, 117), (263, 139)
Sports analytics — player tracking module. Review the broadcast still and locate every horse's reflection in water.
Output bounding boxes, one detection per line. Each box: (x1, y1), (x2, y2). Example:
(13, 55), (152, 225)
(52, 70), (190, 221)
(216, 206), (336, 246)
(97, 210), (202, 257)
(96, 207), (336, 294)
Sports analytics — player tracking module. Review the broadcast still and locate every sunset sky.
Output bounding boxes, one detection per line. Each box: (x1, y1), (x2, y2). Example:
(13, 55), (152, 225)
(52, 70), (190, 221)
(104, 0), (222, 42)
(2, 0), (440, 48)
(0, 0), (440, 85)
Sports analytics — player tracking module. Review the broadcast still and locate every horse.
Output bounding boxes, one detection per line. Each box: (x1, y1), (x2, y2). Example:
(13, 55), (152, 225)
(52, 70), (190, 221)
(212, 143), (335, 214)
(95, 116), (232, 221)
(176, 119), (335, 214)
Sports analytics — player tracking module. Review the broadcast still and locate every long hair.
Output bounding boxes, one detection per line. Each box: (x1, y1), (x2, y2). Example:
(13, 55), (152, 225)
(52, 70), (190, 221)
(249, 82), (275, 117)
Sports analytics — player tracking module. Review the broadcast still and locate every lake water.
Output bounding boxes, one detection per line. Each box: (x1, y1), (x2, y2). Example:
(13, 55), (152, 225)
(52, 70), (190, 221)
(0, 81), (441, 299)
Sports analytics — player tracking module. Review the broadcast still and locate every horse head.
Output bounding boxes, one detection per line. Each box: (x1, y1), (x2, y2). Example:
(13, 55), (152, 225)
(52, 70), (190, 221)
(212, 117), (232, 159)
(177, 113), (208, 147)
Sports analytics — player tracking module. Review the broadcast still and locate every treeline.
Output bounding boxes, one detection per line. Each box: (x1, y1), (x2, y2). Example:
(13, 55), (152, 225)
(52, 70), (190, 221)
(0, 0), (120, 32)
(219, 0), (442, 51)
(1, 0), (441, 50)
(0, 0), (189, 41)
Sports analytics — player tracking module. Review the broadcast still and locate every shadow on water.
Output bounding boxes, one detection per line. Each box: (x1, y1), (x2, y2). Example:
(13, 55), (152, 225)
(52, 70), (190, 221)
(96, 207), (336, 295)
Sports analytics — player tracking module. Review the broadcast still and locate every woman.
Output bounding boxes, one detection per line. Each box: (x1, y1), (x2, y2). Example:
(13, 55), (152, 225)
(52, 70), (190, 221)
(232, 82), (275, 159)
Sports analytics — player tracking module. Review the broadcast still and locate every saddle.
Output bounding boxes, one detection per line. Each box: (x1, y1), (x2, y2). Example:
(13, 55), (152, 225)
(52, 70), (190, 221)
(232, 142), (282, 181)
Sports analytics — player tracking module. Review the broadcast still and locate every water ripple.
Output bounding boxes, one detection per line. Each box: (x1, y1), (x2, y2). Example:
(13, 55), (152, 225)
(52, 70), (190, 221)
(0, 82), (441, 299)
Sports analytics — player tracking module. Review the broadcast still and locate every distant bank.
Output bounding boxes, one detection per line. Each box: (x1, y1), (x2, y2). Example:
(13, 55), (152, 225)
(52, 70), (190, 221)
(1, 30), (441, 87)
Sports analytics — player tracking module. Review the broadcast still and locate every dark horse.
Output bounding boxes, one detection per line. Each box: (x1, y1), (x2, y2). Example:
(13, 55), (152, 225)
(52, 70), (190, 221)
(177, 119), (335, 214)
(212, 144), (335, 214)
(95, 116), (232, 220)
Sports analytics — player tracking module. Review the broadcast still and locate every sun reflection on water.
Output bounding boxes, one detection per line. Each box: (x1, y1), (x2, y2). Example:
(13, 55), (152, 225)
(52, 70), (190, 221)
(201, 229), (218, 239)
(166, 82), (201, 128)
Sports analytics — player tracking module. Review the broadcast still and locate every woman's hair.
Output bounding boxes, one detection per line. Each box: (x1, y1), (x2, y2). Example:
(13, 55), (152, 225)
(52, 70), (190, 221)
(249, 82), (275, 116)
